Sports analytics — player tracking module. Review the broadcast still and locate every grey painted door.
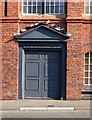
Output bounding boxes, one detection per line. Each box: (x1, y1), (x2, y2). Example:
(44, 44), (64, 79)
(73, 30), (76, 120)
(24, 51), (61, 99)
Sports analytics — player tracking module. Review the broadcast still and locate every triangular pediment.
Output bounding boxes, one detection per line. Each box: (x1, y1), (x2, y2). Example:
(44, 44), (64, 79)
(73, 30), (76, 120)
(15, 25), (69, 42)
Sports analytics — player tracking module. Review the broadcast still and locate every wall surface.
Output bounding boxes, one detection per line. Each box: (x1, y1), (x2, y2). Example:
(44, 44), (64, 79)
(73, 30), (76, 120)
(66, 2), (91, 99)
(1, 2), (91, 100)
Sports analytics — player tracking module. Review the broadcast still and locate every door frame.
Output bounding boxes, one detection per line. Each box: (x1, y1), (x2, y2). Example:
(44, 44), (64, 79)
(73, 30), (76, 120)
(18, 42), (66, 100)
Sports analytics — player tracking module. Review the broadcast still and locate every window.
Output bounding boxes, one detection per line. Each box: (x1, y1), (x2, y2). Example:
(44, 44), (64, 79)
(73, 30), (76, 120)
(45, 0), (64, 14)
(22, 0), (64, 15)
(84, 52), (92, 85)
(4, 0), (7, 16)
(84, 0), (92, 14)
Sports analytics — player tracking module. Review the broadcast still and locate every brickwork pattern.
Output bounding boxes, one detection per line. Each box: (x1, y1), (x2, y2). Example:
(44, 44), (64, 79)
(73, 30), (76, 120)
(2, 40), (18, 99)
(0, 2), (2, 100)
(1, 2), (91, 100)
(66, 22), (84, 99)
(2, 21), (18, 99)
(66, 2), (91, 100)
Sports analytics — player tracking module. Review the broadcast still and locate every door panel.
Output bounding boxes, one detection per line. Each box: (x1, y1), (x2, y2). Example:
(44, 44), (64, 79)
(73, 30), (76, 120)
(24, 51), (60, 99)
(24, 52), (42, 98)
(48, 62), (60, 77)
(44, 79), (59, 91)
(25, 79), (39, 91)
(26, 54), (39, 60)
(43, 52), (60, 99)
(25, 62), (39, 77)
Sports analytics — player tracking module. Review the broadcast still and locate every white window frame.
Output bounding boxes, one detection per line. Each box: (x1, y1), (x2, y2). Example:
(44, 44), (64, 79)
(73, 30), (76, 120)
(22, 0), (64, 15)
(84, 52), (92, 85)
(84, 0), (92, 15)
(22, 0), (42, 15)
(44, 0), (64, 14)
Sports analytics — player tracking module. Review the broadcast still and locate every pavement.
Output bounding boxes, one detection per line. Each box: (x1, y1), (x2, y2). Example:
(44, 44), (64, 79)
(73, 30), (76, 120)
(0, 100), (91, 111)
(0, 100), (92, 119)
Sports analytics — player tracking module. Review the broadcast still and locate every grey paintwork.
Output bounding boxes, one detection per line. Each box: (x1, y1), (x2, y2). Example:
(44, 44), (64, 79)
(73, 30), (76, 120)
(15, 25), (68, 100)
(24, 51), (61, 99)
(15, 25), (69, 42)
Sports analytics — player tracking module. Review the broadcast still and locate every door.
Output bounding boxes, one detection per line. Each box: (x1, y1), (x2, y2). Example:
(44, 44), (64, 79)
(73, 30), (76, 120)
(24, 50), (61, 99)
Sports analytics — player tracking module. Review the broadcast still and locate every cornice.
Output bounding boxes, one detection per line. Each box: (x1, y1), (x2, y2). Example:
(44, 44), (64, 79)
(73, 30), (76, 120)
(0, 17), (19, 23)
(0, 17), (65, 23)
(66, 17), (92, 23)
(18, 17), (63, 22)
(82, 17), (92, 24)
(0, 16), (92, 24)
(66, 17), (83, 23)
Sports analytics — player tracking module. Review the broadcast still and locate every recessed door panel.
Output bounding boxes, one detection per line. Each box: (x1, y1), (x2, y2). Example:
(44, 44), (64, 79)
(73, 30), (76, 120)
(44, 62), (59, 77)
(26, 53), (39, 60)
(25, 62), (39, 77)
(25, 79), (39, 91)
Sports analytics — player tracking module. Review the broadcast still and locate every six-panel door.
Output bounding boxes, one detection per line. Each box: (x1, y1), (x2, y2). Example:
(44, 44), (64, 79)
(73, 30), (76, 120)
(24, 51), (61, 99)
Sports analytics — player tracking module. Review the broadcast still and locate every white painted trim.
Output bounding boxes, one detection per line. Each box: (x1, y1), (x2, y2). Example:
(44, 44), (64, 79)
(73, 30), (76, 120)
(84, 0), (92, 15)
(22, 49), (25, 99)
(22, 0), (24, 15)
(84, 52), (92, 85)
(20, 107), (75, 111)
(22, 0), (64, 15)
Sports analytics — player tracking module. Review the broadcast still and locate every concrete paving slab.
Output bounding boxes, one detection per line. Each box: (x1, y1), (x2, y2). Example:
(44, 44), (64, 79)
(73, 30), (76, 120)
(1, 100), (91, 111)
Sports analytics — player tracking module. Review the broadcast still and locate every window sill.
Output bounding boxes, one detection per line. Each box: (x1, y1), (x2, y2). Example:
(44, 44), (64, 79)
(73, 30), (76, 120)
(81, 85), (92, 94)
(81, 85), (92, 99)
(82, 14), (92, 19)
(19, 14), (65, 19)
(81, 90), (92, 94)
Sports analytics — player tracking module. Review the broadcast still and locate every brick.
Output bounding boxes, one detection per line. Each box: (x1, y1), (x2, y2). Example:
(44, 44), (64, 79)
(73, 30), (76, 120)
(1, 2), (91, 100)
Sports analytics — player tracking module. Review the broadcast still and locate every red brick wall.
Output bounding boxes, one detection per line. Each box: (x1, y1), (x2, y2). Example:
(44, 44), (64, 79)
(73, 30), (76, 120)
(67, 2), (83, 17)
(0, 1), (3, 99)
(66, 22), (84, 99)
(82, 22), (91, 53)
(1, 1), (18, 17)
(7, 2), (18, 17)
(66, 2), (91, 100)
(1, 0), (19, 99)
(2, 40), (18, 100)
(1, 2), (91, 100)
(2, 20), (19, 99)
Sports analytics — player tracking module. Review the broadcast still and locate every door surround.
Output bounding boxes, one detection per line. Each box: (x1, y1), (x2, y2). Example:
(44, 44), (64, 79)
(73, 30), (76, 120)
(14, 25), (68, 100)
(18, 42), (66, 100)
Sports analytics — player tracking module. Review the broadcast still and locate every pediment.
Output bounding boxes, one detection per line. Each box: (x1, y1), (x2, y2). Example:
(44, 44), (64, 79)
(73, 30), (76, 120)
(14, 25), (69, 42)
